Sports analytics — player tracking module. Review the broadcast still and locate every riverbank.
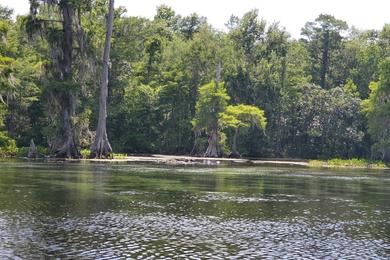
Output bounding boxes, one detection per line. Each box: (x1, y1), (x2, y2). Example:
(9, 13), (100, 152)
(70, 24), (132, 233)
(74, 154), (310, 167)
(63, 154), (388, 170)
(9, 153), (388, 170)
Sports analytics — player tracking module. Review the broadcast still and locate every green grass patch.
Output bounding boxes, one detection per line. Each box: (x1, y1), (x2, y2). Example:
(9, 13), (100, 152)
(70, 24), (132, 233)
(112, 153), (127, 159)
(80, 149), (127, 159)
(309, 158), (387, 169)
(308, 160), (325, 167)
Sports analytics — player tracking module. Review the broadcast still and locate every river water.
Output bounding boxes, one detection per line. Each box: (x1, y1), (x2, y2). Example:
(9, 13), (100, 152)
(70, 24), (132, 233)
(0, 160), (389, 259)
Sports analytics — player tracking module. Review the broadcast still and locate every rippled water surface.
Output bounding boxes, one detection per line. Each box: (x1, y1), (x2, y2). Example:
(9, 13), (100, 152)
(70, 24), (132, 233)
(0, 160), (389, 259)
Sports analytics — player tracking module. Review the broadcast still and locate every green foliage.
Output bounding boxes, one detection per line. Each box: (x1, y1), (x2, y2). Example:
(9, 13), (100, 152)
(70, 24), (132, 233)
(0, 5), (13, 20)
(363, 58), (390, 161)
(15, 146), (29, 157)
(113, 153), (127, 159)
(308, 160), (324, 167)
(80, 149), (128, 159)
(76, 108), (94, 149)
(347, 36), (383, 98)
(343, 79), (360, 97)
(0, 103), (5, 128)
(219, 132), (230, 155)
(0, 131), (17, 157)
(232, 9), (266, 58)
(155, 5), (176, 23)
(219, 104), (267, 156)
(220, 104), (266, 130)
(15, 145), (49, 157)
(285, 41), (311, 86)
(301, 14), (348, 89)
(178, 13), (207, 40)
(192, 81), (230, 133)
(191, 81), (230, 156)
(0, 4), (388, 161)
(277, 84), (366, 158)
(80, 149), (90, 159)
(109, 83), (160, 153)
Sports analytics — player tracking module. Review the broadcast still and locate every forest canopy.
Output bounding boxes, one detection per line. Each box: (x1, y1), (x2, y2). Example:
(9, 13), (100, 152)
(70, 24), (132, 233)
(0, 2), (389, 161)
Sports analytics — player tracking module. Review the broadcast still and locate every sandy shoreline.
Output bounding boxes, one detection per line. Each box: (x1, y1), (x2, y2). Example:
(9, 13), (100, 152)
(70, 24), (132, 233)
(67, 154), (310, 167)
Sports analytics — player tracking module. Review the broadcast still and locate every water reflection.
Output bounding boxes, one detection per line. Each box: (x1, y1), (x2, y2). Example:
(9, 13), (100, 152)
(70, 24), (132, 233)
(0, 161), (389, 258)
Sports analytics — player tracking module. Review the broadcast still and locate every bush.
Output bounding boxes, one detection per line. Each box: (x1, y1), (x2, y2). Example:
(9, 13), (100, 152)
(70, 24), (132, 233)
(80, 149), (90, 158)
(16, 145), (50, 157)
(0, 132), (17, 157)
(16, 147), (29, 157)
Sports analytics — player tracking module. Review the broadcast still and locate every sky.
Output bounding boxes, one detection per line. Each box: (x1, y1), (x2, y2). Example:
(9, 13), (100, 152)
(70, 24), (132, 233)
(1, 0), (389, 38)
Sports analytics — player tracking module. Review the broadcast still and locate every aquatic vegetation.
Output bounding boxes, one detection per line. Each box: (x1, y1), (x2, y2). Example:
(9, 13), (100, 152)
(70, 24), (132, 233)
(309, 158), (387, 169)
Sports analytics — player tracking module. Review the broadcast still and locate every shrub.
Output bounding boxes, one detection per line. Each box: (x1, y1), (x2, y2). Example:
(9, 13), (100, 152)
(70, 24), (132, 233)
(0, 132), (17, 157)
(80, 149), (90, 158)
(16, 147), (29, 157)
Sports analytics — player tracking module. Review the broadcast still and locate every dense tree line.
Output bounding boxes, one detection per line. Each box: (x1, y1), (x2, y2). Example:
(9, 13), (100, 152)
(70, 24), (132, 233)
(0, 2), (389, 160)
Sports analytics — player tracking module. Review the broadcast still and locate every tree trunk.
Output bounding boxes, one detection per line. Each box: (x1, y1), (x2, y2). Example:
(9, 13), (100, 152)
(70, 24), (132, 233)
(215, 61), (221, 86)
(190, 131), (199, 155)
(280, 56), (286, 89)
(203, 62), (223, 158)
(204, 129), (220, 157)
(56, 102), (79, 158)
(90, 0), (114, 158)
(320, 30), (329, 89)
(28, 139), (38, 158)
(62, 5), (73, 79)
(230, 128), (240, 158)
(55, 4), (79, 158)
